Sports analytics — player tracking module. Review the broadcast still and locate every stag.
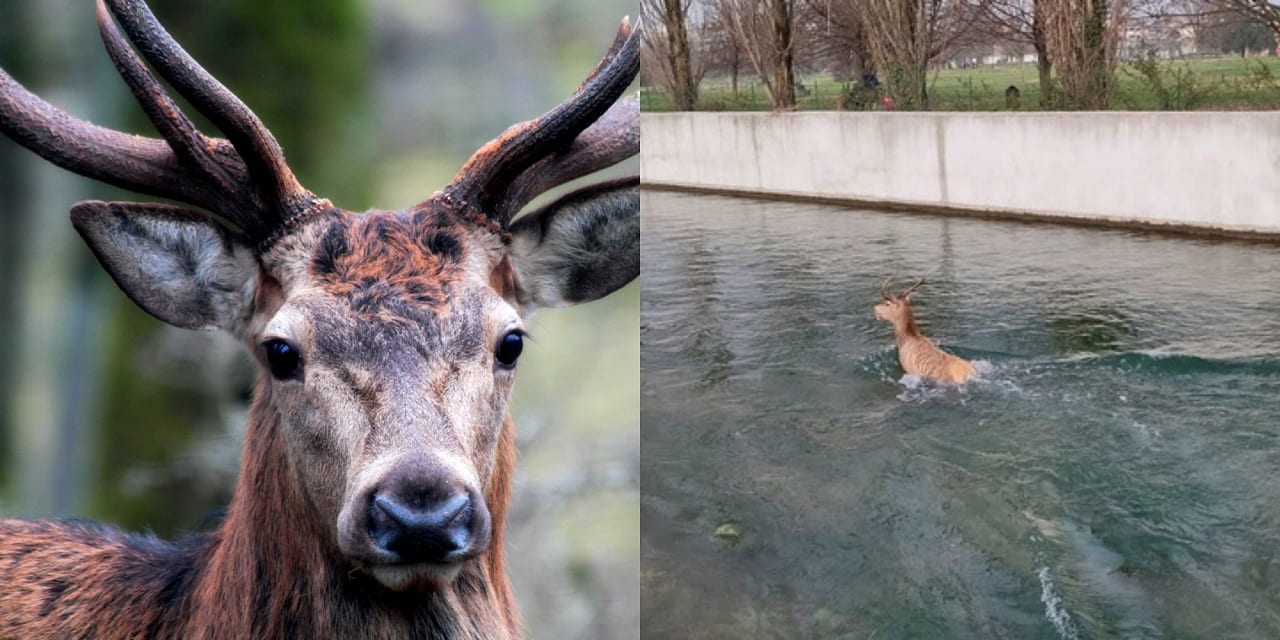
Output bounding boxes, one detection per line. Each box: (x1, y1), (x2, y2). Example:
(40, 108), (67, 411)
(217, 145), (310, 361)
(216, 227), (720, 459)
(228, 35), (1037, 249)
(874, 277), (977, 384)
(0, 1), (638, 638)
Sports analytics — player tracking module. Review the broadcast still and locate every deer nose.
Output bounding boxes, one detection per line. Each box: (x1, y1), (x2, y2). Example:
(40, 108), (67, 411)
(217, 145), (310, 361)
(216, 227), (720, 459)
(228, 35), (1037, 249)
(368, 487), (485, 564)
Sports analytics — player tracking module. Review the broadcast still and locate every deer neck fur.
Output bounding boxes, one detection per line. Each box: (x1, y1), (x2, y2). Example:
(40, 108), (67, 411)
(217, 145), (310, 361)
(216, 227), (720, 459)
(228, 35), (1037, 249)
(0, 378), (521, 640)
(187, 380), (520, 638)
(890, 306), (922, 345)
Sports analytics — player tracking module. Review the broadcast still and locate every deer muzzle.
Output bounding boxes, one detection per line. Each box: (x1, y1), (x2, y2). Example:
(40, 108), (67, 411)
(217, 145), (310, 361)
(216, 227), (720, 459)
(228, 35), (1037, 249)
(338, 455), (492, 590)
(368, 485), (489, 564)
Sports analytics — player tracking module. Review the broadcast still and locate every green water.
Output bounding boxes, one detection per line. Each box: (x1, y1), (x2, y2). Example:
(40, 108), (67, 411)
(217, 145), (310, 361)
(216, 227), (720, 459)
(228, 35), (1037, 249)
(640, 189), (1280, 639)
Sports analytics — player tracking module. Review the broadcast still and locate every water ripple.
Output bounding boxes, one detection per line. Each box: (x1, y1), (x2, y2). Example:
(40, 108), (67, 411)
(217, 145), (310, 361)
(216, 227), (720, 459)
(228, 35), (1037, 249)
(641, 190), (1280, 638)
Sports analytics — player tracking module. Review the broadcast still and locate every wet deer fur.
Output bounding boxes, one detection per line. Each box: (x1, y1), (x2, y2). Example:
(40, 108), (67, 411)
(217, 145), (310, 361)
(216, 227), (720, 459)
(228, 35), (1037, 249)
(874, 278), (976, 384)
(0, 1), (639, 638)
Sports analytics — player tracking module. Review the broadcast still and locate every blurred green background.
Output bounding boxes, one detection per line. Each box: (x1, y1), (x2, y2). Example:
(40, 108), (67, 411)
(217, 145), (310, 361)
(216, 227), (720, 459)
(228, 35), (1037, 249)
(0, 1), (637, 637)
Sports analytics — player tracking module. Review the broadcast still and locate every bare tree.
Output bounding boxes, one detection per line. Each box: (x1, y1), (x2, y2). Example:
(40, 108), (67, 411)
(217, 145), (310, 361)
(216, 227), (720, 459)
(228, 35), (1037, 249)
(1139, 0), (1278, 50)
(699, 9), (749, 100)
(713, 0), (798, 109)
(1212, 0), (1280, 33)
(803, 0), (876, 81)
(1198, 9), (1276, 54)
(851, 0), (975, 109)
(642, 0), (702, 109)
(1041, 0), (1131, 108)
(969, 0), (1057, 106)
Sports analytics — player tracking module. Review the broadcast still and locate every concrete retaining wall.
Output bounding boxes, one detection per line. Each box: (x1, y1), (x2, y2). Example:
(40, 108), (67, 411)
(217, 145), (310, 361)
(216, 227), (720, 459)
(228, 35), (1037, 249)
(640, 112), (1280, 236)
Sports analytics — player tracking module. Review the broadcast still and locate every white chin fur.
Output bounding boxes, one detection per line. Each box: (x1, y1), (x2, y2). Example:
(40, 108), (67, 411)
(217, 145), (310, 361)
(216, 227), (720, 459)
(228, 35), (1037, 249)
(368, 561), (463, 592)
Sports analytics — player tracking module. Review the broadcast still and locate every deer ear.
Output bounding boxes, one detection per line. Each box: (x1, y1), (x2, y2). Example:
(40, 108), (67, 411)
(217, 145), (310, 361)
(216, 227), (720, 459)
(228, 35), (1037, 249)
(71, 201), (258, 331)
(505, 177), (638, 309)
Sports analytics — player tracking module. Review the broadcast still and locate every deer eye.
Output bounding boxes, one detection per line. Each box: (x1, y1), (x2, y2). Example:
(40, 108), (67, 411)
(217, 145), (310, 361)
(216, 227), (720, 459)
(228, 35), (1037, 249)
(495, 332), (524, 368)
(263, 339), (302, 380)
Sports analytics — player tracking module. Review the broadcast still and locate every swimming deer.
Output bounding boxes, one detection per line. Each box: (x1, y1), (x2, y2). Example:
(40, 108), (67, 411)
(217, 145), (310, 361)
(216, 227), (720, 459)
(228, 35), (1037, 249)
(874, 277), (977, 384)
(0, 1), (637, 638)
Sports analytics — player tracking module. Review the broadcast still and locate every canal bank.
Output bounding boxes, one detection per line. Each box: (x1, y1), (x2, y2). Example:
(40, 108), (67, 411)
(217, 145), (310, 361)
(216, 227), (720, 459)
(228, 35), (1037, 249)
(640, 112), (1280, 239)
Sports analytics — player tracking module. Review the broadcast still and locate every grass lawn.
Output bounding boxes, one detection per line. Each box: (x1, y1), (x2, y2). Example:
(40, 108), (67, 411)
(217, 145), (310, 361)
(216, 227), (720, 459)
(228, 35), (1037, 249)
(641, 56), (1280, 111)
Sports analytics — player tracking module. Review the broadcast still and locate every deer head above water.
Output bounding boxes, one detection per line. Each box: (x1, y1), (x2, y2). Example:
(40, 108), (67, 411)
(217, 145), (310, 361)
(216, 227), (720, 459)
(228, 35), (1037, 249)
(874, 277), (977, 385)
(0, 1), (637, 638)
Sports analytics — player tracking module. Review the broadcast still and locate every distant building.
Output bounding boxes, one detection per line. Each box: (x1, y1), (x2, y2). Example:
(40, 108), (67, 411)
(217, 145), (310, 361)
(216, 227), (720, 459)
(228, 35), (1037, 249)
(1121, 17), (1201, 59)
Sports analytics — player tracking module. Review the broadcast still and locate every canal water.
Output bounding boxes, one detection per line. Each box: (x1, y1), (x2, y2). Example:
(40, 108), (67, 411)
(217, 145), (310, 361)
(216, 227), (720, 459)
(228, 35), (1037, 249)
(640, 189), (1280, 639)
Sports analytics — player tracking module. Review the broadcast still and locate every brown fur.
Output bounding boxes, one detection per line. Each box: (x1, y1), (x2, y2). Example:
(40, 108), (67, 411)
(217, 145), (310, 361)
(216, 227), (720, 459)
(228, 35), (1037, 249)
(311, 209), (470, 315)
(0, 207), (528, 639)
(489, 255), (518, 301)
(0, 184), (641, 636)
(485, 417), (520, 636)
(0, 3), (639, 634)
(0, 379), (516, 640)
(874, 295), (977, 384)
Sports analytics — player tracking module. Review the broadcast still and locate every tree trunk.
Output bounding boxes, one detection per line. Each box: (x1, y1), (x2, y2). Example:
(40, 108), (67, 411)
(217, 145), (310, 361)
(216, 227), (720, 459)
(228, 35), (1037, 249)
(771, 0), (796, 109)
(907, 0), (929, 109)
(1081, 0), (1110, 109)
(1033, 0), (1055, 107)
(852, 10), (874, 80)
(731, 47), (740, 100)
(1043, 0), (1121, 110)
(664, 0), (697, 110)
(1036, 51), (1054, 107)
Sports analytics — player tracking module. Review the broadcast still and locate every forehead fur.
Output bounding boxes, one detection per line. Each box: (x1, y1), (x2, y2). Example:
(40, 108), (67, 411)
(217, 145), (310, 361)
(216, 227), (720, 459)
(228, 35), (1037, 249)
(308, 208), (478, 321)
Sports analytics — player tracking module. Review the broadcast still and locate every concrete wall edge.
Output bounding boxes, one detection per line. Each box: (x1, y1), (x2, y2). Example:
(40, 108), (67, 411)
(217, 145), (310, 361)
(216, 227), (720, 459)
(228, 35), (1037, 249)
(642, 181), (1280, 244)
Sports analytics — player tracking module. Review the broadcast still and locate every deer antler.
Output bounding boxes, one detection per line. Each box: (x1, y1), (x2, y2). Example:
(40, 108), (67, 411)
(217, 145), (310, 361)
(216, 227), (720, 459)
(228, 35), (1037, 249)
(880, 275), (926, 300)
(899, 277), (927, 298)
(439, 16), (640, 225)
(0, 0), (324, 251)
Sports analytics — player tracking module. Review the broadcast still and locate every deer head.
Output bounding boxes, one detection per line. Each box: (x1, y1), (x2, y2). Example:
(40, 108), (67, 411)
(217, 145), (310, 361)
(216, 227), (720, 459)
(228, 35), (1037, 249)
(873, 276), (925, 325)
(0, 0), (638, 593)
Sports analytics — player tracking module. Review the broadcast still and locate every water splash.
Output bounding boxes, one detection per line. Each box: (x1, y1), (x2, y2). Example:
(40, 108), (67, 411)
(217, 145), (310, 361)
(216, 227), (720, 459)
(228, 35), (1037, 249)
(970, 360), (1033, 397)
(1130, 419), (1162, 443)
(1037, 566), (1079, 640)
(893, 359), (1029, 403)
(895, 373), (961, 403)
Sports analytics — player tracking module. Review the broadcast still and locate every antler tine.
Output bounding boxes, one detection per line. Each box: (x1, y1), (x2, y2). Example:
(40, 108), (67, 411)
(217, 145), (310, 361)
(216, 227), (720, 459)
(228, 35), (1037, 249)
(0, 68), (197, 204)
(581, 15), (637, 87)
(98, 1), (202, 170)
(498, 94), (638, 218)
(443, 16), (639, 224)
(94, 0), (257, 229)
(103, 0), (320, 222)
(880, 277), (894, 300)
(900, 277), (926, 298)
